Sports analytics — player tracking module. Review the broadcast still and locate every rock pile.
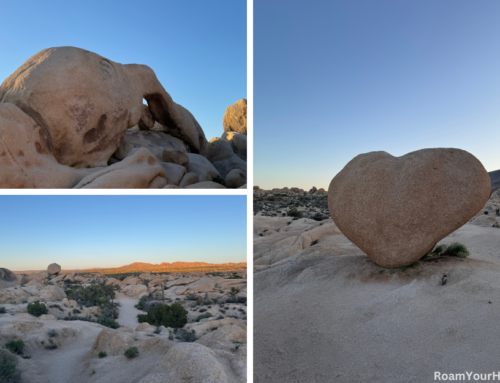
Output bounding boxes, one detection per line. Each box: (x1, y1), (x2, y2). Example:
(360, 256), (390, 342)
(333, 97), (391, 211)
(0, 47), (247, 189)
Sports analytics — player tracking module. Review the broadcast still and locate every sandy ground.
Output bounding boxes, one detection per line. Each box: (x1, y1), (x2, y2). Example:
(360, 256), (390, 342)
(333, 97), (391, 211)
(115, 292), (141, 329)
(254, 221), (500, 383)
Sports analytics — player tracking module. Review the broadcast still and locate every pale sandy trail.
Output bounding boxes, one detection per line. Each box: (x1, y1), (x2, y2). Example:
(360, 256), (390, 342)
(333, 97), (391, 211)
(115, 292), (142, 329)
(35, 324), (101, 383)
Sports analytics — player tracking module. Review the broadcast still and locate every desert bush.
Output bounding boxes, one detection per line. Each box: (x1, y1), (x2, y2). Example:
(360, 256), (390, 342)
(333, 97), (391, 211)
(72, 308), (81, 314)
(227, 274), (243, 279)
(135, 296), (149, 311)
(137, 303), (187, 328)
(47, 329), (59, 338)
(0, 307), (6, 314)
(0, 350), (21, 383)
(98, 351), (107, 358)
(27, 301), (48, 317)
(96, 316), (120, 329)
(5, 341), (24, 356)
(49, 304), (63, 311)
(431, 243), (470, 258)
(217, 315), (224, 320)
(176, 329), (197, 342)
(124, 347), (139, 358)
(196, 313), (213, 322)
(65, 283), (115, 307)
(154, 326), (161, 334)
(186, 294), (197, 301)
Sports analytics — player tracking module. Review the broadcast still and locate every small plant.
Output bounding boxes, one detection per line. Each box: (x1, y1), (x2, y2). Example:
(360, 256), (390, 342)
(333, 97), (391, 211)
(72, 308), (81, 314)
(44, 339), (58, 350)
(176, 329), (197, 342)
(217, 315), (224, 320)
(27, 301), (48, 317)
(484, 211), (489, 215)
(195, 313), (213, 322)
(168, 329), (174, 340)
(429, 243), (470, 259)
(124, 347), (139, 359)
(47, 329), (59, 338)
(287, 208), (302, 218)
(154, 326), (161, 334)
(496, 208), (499, 216)
(5, 340), (24, 355)
(98, 351), (107, 358)
(0, 349), (21, 383)
(0, 307), (6, 314)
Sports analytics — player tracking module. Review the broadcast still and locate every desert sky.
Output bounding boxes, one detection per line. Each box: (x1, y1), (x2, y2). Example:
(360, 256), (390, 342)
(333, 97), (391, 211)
(255, 0), (500, 190)
(0, 196), (247, 271)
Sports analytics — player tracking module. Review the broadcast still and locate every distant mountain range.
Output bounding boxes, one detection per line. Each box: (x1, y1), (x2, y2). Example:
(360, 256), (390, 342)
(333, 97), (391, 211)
(14, 261), (247, 275)
(490, 169), (500, 194)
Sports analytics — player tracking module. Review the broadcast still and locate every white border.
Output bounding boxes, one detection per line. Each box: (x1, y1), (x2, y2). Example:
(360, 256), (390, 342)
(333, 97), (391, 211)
(246, 0), (254, 381)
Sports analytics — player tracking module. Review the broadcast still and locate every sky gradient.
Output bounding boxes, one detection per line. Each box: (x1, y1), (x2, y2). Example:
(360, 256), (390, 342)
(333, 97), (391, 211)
(255, 0), (500, 190)
(0, 0), (246, 141)
(0, 196), (247, 271)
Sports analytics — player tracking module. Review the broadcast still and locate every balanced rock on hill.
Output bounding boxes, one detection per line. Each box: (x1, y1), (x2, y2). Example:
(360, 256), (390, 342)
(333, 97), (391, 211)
(328, 148), (491, 268)
(47, 263), (61, 275)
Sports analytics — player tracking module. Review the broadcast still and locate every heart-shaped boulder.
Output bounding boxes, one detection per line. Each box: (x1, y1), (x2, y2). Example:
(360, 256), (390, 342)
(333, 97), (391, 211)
(328, 148), (491, 268)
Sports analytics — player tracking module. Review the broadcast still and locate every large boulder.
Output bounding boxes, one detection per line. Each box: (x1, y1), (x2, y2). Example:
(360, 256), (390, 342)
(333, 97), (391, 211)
(0, 268), (19, 289)
(223, 99), (247, 135)
(225, 169), (247, 189)
(185, 181), (227, 189)
(115, 130), (189, 161)
(39, 285), (66, 301)
(0, 103), (95, 188)
(73, 148), (168, 188)
(179, 172), (199, 188)
(47, 263), (61, 275)
(328, 148), (491, 268)
(221, 131), (247, 161)
(187, 154), (221, 182)
(149, 343), (230, 383)
(206, 140), (246, 178)
(160, 162), (186, 186)
(0, 46), (207, 168)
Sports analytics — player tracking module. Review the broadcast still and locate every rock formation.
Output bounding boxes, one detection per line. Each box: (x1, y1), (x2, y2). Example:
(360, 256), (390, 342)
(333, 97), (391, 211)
(223, 99), (247, 135)
(0, 47), (247, 188)
(328, 148), (491, 268)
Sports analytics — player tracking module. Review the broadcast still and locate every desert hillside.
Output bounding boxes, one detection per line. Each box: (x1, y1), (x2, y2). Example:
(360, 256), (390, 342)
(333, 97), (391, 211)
(14, 261), (247, 276)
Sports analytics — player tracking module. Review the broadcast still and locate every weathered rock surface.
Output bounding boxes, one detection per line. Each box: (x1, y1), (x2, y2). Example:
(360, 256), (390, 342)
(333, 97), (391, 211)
(328, 148), (491, 268)
(116, 130), (189, 161)
(207, 139), (246, 178)
(187, 153), (221, 182)
(223, 99), (247, 135)
(160, 162), (186, 186)
(179, 172), (199, 188)
(221, 131), (247, 161)
(162, 148), (189, 167)
(0, 46), (207, 167)
(74, 148), (168, 189)
(226, 169), (247, 189)
(0, 268), (18, 289)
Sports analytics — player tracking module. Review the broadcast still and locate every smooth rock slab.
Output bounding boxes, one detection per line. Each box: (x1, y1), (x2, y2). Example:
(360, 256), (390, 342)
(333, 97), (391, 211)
(328, 148), (491, 268)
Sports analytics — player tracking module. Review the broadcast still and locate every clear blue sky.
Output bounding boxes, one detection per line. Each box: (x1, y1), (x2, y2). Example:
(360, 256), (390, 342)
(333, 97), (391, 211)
(0, 196), (247, 271)
(0, 0), (246, 141)
(255, 0), (500, 190)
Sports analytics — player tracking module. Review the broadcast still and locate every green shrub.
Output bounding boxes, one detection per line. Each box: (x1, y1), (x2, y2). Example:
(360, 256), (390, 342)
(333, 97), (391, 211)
(5, 341), (24, 355)
(135, 296), (149, 311)
(0, 349), (21, 383)
(0, 307), (6, 314)
(175, 329), (197, 342)
(27, 301), (48, 317)
(287, 208), (302, 218)
(431, 243), (470, 258)
(137, 303), (187, 328)
(124, 347), (139, 359)
(96, 316), (120, 329)
(196, 313), (213, 322)
(47, 329), (59, 338)
(98, 351), (107, 358)
(65, 283), (115, 307)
